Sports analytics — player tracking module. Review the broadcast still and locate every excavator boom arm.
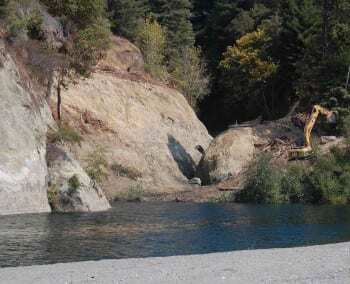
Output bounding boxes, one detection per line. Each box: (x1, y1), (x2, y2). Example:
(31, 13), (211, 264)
(290, 105), (335, 159)
(304, 105), (332, 147)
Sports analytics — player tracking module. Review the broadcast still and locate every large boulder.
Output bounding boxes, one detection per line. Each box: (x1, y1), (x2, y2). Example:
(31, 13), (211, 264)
(46, 144), (111, 213)
(197, 127), (255, 185)
(0, 39), (51, 215)
(197, 119), (304, 185)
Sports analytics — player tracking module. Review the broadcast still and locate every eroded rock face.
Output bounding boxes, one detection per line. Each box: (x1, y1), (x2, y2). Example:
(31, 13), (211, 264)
(59, 75), (212, 197)
(0, 40), (51, 215)
(0, 38), (111, 215)
(46, 144), (111, 213)
(56, 37), (212, 198)
(197, 127), (255, 185)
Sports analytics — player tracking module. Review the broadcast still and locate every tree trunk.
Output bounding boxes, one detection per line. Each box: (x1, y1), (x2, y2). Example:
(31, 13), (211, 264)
(322, 0), (332, 58)
(57, 80), (62, 121)
(346, 66), (350, 90)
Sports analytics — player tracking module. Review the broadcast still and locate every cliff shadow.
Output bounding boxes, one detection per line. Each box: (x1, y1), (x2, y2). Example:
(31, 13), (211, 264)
(167, 134), (196, 179)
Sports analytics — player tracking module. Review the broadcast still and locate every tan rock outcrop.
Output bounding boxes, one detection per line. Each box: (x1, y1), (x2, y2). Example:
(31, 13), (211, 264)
(56, 37), (212, 198)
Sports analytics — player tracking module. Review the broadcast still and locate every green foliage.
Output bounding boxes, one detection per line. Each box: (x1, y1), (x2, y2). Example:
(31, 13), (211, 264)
(47, 124), (82, 146)
(47, 183), (59, 210)
(4, 0), (44, 39)
(218, 27), (278, 121)
(111, 162), (142, 180)
(150, 0), (195, 67)
(41, 0), (111, 76)
(41, 0), (106, 26)
(237, 148), (350, 205)
(209, 192), (235, 203)
(85, 146), (109, 184)
(171, 47), (209, 110)
(108, 0), (148, 41)
(193, 0), (350, 132)
(220, 29), (277, 83)
(136, 18), (168, 81)
(126, 183), (144, 202)
(71, 19), (111, 75)
(196, 0), (240, 70)
(237, 154), (284, 204)
(68, 175), (80, 192)
(341, 113), (350, 138)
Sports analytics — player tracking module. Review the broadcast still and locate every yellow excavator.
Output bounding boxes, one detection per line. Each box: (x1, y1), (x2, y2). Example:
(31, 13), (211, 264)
(289, 105), (337, 159)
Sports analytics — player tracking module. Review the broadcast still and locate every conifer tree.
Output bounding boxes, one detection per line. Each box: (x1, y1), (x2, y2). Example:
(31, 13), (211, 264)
(150, 0), (195, 67)
(107, 0), (148, 41)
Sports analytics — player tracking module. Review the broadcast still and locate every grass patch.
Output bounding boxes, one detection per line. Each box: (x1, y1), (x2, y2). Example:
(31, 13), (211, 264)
(47, 124), (82, 146)
(111, 163), (142, 180)
(85, 146), (109, 184)
(209, 192), (235, 203)
(126, 183), (144, 202)
(47, 183), (59, 211)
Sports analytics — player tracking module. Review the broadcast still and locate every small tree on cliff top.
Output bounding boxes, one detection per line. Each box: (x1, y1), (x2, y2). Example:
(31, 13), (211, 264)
(40, 0), (111, 121)
(136, 18), (168, 81)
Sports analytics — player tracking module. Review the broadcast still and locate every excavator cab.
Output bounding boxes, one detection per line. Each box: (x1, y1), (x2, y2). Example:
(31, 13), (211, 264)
(326, 112), (337, 124)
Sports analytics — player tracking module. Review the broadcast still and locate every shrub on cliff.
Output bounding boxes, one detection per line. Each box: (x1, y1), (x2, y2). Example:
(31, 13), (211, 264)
(171, 47), (210, 110)
(47, 124), (82, 146)
(85, 147), (109, 184)
(111, 162), (142, 180)
(3, 0), (44, 39)
(136, 18), (168, 82)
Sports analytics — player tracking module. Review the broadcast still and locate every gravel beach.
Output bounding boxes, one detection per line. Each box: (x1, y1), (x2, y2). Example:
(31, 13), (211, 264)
(1, 242), (350, 284)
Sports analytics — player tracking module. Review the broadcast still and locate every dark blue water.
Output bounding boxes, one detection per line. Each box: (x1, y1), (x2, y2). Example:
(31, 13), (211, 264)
(1, 202), (350, 268)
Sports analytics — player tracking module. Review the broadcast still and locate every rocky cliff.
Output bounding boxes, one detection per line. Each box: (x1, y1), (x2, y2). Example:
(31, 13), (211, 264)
(0, 38), (51, 215)
(0, 37), (110, 215)
(0, 30), (212, 214)
(54, 37), (212, 199)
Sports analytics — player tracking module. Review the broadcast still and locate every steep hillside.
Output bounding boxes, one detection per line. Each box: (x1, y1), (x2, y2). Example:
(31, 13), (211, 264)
(0, 35), (110, 215)
(54, 37), (212, 199)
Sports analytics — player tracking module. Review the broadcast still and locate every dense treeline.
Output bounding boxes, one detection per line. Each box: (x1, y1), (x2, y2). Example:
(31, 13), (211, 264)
(1, 0), (350, 132)
(192, 0), (350, 132)
(106, 0), (350, 132)
(107, 0), (209, 110)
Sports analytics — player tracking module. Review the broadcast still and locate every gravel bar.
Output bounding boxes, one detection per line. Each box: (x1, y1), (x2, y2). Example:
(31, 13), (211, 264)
(1, 242), (350, 284)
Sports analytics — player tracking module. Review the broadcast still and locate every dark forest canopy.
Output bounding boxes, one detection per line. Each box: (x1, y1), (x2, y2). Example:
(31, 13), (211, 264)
(1, 0), (350, 133)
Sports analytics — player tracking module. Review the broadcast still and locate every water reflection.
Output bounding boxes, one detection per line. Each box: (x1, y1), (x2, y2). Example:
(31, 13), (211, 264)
(1, 202), (350, 267)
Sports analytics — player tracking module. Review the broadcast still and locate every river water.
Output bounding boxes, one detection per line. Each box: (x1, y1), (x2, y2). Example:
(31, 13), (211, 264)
(1, 202), (350, 267)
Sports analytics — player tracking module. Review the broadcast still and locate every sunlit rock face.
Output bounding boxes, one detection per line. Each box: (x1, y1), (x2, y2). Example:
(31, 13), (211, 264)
(0, 39), (51, 215)
(0, 38), (111, 215)
(46, 144), (111, 213)
(197, 127), (255, 185)
(55, 36), (212, 199)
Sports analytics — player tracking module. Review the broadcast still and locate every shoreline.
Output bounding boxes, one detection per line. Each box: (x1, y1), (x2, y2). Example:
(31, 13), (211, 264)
(1, 242), (349, 284)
